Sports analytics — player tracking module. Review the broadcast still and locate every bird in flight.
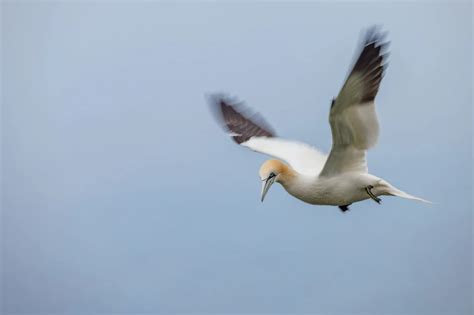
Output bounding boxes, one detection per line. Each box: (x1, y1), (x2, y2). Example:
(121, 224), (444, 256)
(209, 27), (429, 212)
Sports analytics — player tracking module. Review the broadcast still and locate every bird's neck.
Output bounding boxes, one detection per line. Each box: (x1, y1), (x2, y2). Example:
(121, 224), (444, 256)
(277, 165), (298, 187)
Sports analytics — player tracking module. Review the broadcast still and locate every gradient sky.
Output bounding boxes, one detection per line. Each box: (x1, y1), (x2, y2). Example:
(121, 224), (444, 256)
(1, 1), (472, 314)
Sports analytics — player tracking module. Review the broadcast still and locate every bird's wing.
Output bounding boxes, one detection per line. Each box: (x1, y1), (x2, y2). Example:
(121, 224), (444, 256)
(210, 95), (327, 176)
(319, 27), (389, 177)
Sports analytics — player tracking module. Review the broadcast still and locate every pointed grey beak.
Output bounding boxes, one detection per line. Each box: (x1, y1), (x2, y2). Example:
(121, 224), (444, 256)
(261, 176), (276, 202)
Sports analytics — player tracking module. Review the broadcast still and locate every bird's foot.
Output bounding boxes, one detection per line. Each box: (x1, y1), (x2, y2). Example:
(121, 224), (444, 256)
(339, 204), (351, 212)
(365, 185), (382, 204)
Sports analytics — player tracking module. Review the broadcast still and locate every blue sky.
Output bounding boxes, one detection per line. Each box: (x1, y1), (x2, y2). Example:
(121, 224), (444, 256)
(1, 1), (472, 314)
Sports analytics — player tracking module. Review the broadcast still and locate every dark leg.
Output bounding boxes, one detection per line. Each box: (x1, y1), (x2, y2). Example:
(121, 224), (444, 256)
(339, 204), (351, 212)
(365, 185), (382, 204)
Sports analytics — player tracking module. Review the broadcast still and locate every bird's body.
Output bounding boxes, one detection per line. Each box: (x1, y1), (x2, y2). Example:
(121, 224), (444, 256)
(210, 27), (430, 212)
(260, 159), (427, 207)
(284, 172), (380, 206)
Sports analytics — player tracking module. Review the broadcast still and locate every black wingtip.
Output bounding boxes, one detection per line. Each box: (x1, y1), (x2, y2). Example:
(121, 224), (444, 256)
(207, 93), (237, 122)
(206, 93), (242, 143)
(206, 93), (276, 144)
(364, 25), (388, 44)
(348, 26), (391, 102)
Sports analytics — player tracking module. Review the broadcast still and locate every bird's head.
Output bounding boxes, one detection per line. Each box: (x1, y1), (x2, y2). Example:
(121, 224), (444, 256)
(259, 159), (294, 202)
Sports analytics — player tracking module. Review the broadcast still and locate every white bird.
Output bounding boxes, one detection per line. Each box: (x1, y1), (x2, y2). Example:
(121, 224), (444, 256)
(210, 27), (430, 212)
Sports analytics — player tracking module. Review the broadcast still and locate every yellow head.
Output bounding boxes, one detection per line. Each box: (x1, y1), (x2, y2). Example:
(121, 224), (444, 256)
(258, 159), (295, 202)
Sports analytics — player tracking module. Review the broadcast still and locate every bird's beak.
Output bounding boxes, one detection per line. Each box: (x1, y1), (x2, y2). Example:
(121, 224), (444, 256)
(261, 176), (276, 202)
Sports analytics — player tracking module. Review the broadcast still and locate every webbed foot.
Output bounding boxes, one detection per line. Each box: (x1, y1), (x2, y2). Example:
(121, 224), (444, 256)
(365, 185), (382, 204)
(339, 204), (351, 212)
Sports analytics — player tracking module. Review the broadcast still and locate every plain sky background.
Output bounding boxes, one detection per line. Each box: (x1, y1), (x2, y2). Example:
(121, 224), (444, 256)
(1, 1), (472, 314)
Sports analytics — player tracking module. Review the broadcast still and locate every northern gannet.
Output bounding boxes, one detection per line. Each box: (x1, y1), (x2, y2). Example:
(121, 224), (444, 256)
(209, 27), (430, 212)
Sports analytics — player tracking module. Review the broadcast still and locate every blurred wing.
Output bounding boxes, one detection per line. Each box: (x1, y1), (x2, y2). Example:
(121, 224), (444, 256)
(242, 137), (327, 176)
(320, 27), (389, 177)
(210, 95), (327, 176)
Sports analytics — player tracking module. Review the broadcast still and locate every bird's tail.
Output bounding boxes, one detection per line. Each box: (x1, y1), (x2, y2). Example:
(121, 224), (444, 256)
(388, 188), (432, 203)
(379, 180), (432, 204)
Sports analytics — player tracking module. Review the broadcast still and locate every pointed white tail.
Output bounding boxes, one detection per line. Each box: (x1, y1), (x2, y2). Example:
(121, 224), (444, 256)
(386, 186), (432, 204)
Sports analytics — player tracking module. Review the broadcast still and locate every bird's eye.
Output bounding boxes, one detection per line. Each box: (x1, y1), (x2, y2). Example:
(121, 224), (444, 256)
(331, 98), (336, 108)
(269, 172), (276, 178)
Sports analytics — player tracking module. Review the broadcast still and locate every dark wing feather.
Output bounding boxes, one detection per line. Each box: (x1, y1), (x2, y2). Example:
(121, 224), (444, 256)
(210, 95), (276, 144)
(343, 27), (389, 104)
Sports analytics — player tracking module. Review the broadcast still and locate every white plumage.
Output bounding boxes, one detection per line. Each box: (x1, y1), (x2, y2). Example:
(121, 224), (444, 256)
(210, 27), (430, 212)
(242, 137), (327, 176)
